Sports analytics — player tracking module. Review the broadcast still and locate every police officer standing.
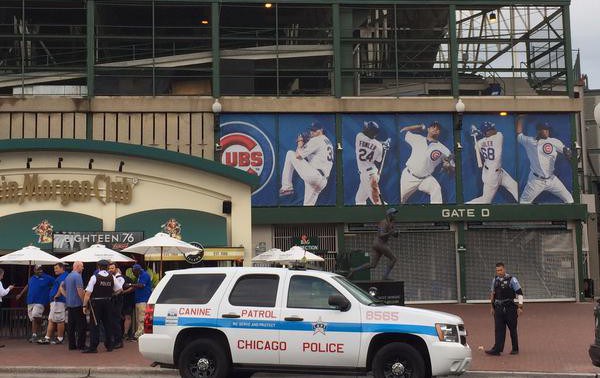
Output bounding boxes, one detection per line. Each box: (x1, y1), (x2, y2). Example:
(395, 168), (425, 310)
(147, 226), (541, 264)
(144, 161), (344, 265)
(82, 260), (118, 353)
(485, 262), (524, 356)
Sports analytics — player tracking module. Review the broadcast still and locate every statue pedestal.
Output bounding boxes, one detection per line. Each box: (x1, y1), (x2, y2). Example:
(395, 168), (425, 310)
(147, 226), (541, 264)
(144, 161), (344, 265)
(354, 280), (404, 306)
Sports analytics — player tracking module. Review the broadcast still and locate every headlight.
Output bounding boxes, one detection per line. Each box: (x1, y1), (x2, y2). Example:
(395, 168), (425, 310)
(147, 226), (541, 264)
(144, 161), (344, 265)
(435, 323), (459, 342)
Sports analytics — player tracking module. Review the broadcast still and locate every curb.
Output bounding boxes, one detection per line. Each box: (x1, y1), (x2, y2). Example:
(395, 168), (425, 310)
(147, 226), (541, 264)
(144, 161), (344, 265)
(0, 367), (178, 376)
(461, 372), (598, 378)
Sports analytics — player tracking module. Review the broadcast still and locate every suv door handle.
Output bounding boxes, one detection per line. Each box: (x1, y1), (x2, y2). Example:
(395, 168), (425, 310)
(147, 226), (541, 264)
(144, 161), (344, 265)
(284, 316), (304, 322)
(222, 313), (240, 318)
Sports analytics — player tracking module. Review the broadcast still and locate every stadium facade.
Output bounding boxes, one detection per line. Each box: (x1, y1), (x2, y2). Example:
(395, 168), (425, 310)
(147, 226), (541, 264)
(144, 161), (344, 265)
(0, 0), (594, 303)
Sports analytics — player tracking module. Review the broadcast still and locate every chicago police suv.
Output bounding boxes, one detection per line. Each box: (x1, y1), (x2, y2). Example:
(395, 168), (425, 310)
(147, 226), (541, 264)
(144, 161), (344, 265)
(139, 267), (471, 378)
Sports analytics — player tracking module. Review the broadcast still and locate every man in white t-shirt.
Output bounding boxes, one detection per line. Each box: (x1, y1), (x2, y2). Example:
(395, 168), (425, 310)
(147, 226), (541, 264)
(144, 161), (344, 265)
(0, 267), (14, 348)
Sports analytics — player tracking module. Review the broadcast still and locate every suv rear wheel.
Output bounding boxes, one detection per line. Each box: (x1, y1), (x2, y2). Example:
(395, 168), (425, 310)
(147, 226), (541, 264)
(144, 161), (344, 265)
(372, 342), (425, 378)
(178, 338), (230, 378)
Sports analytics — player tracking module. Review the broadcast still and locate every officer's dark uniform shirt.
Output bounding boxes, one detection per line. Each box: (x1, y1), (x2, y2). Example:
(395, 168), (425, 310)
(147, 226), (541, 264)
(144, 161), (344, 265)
(491, 274), (522, 302)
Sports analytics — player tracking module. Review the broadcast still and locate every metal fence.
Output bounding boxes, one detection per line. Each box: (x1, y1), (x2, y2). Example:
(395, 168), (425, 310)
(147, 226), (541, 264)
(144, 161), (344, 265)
(0, 307), (32, 338)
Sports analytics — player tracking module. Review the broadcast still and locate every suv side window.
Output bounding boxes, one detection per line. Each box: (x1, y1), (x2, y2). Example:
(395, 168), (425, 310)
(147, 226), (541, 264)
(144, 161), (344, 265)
(229, 274), (279, 307)
(287, 275), (343, 310)
(156, 274), (225, 304)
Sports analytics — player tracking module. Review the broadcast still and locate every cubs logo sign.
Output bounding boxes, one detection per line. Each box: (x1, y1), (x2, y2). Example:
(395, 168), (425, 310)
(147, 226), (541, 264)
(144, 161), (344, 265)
(542, 143), (554, 154)
(219, 121), (275, 195)
(430, 150), (442, 161)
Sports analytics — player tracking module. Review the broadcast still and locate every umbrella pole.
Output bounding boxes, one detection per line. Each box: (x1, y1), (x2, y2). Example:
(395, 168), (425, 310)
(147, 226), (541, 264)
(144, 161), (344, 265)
(160, 247), (163, 278)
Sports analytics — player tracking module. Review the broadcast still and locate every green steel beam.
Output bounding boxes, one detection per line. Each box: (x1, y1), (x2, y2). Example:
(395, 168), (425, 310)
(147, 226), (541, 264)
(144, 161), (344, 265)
(211, 1), (220, 97)
(576, 221), (585, 301)
(86, 0), (95, 97)
(253, 204), (587, 224)
(562, 5), (574, 98)
(449, 4), (459, 98)
(86, 0), (95, 140)
(571, 112), (580, 203)
(332, 3), (341, 97)
(456, 223), (467, 302)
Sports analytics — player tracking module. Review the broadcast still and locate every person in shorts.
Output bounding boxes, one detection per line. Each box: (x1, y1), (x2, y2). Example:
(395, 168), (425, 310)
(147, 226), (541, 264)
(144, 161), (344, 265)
(37, 263), (69, 345)
(16, 265), (54, 342)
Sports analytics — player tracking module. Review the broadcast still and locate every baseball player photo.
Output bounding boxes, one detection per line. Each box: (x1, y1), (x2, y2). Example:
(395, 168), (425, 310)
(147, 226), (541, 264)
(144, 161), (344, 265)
(516, 114), (574, 204)
(354, 121), (391, 205)
(279, 121), (334, 206)
(466, 121), (518, 204)
(400, 121), (454, 204)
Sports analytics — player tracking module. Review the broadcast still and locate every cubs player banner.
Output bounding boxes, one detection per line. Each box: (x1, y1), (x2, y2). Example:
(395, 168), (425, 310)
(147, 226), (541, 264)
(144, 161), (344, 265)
(219, 114), (336, 206)
(342, 113), (456, 205)
(461, 113), (573, 204)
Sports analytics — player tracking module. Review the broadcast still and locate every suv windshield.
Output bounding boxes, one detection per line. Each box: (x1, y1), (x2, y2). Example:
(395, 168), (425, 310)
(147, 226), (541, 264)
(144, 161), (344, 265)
(332, 276), (384, 306)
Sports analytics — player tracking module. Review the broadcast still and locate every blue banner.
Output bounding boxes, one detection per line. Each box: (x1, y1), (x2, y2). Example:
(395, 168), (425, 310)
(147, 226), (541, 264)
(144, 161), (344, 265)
(398, 114), (456, 204)
(516, 113), (573, 204)
(461, 114), (519, 204)
(342, 114), (399, 205)
(219, 115), (277, 206)
(278, 114), (336, 206)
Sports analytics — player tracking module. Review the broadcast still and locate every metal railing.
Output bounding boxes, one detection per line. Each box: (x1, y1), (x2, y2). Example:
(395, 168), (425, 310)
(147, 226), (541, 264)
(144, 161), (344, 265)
(0, 307), (32, 338)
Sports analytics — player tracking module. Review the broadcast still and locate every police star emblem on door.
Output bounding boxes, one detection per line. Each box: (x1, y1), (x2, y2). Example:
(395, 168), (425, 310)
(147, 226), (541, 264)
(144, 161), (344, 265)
(312, 316), (327, 335)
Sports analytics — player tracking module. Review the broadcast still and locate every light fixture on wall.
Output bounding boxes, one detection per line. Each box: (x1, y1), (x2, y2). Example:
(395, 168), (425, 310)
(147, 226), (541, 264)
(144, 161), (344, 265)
(212, 98), (222, 114)
(215, 142), (222, 151)
(455, 98), (466, 113)
(489, 11), (497, 23)
(88, 158), (94, 170)
(456, 142), (463, 150)
(264, 3), (273, 8)
(118, 161), (125, 172)
(337, 143), (343, 151)
(26, 157), (32, 169)
(58, 157), (63, 168)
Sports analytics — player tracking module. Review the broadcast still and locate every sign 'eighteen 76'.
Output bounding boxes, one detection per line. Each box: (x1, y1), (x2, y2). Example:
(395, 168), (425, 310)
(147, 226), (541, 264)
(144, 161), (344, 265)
(0, 174), (134, 205)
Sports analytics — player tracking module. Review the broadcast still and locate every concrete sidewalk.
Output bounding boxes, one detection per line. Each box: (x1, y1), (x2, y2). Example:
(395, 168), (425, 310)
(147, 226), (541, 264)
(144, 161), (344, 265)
(0, 302), (598, 376)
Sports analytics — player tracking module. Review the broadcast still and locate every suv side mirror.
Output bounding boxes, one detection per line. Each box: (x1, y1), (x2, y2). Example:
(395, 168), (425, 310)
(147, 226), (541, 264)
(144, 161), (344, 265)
(329, 294), (351, 312)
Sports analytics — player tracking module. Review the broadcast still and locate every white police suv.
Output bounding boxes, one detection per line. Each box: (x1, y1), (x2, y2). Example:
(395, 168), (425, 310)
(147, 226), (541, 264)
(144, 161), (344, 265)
(139, 267), (471, 378)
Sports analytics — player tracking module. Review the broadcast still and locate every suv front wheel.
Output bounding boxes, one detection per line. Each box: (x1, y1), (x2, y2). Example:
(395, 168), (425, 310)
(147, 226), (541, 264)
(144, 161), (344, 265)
(372, 342), (425, 378)
(179, 338), (231, 378)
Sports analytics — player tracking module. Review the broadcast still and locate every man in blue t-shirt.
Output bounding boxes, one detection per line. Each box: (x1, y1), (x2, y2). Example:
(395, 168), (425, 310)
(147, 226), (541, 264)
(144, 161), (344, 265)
(132, 264), (152, 338)
(37, 263), (69, 345)
(16, 265), (54, 342)
(62, 261), (86, 350)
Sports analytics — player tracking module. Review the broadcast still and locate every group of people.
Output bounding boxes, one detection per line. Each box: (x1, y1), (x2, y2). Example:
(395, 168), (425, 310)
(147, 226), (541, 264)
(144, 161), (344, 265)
(0, 260), (152, 353)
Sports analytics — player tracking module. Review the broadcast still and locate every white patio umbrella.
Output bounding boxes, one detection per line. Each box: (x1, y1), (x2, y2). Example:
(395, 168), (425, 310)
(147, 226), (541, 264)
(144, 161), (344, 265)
(0, 245), (61, 266)
(122, 232), (199, 276)
(252, 248), (282, 262)
(267, 246), (324, 264)
(60, 244), (135, 263)
(0, 245), (61, 278)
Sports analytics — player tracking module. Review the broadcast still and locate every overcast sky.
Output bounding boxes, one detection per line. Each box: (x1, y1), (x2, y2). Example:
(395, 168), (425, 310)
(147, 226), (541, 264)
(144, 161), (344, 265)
(571, 0), (600, 89)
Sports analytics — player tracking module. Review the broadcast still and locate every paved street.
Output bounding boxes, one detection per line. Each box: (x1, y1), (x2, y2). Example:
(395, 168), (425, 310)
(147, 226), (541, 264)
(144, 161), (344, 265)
(0, 302), (599, 376)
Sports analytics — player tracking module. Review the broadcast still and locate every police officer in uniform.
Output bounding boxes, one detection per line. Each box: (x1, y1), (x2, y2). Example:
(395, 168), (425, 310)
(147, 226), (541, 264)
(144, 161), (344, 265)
(485, 262), (524, 356)
(82, 260), (118, 353)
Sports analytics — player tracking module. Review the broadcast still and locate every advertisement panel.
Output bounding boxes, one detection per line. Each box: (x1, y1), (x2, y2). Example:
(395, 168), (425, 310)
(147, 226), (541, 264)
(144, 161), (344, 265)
(219, 114), (277, 206)
(342, 114), (399, 205)
(398, 113), (456, 204)
(278, 114), (336, 206)
(516, 113), (573, 204)
(461, 114), (519, 204)
(461, 113), (573, 204)
(53, 231), (145, 253)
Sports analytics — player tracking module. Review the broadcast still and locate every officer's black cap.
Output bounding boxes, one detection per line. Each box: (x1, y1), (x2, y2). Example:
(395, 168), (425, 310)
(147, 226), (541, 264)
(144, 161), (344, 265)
(97, 259), (109, 268)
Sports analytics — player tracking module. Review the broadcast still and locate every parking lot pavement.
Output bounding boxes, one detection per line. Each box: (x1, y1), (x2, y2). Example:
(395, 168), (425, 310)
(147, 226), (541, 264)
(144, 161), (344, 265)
(0, 302), (599, 376)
